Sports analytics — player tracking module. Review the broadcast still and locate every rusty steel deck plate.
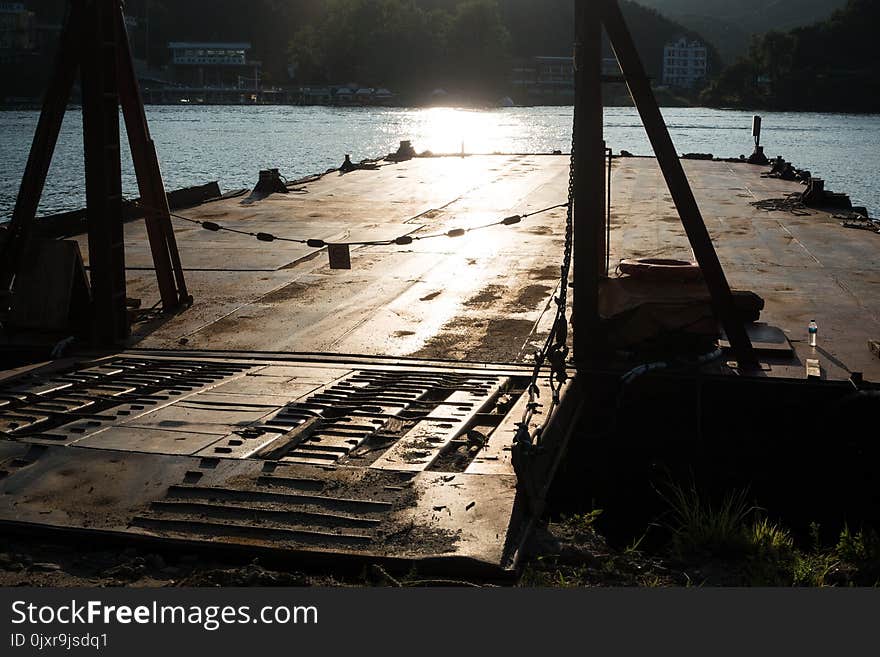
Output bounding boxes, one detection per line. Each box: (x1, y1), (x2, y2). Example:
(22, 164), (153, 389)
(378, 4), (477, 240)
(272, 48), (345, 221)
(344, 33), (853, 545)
(0, 351), (573, 574)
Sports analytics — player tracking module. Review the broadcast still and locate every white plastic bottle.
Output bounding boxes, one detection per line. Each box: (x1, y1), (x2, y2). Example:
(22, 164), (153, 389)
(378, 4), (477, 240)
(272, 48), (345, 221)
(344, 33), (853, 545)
(808, 320), (818, 347)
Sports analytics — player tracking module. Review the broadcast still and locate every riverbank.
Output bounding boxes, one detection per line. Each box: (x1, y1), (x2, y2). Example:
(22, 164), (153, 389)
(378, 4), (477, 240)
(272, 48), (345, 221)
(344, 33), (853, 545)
(704, 102), (880, 115)
(0, 84), (696, 111)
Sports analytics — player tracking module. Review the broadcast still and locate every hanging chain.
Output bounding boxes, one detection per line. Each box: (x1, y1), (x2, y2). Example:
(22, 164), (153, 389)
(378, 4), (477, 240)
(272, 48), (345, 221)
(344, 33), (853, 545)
(515, 97), (577, 452)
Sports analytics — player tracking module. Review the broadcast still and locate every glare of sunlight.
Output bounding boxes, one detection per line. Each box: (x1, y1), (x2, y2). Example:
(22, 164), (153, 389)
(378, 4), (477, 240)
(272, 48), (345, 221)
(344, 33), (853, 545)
(414, 108), (510, 154)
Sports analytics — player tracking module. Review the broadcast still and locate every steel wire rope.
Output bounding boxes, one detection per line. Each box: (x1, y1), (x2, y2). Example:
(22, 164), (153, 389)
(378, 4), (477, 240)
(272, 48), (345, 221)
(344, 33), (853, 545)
(125, 198), (569, 249)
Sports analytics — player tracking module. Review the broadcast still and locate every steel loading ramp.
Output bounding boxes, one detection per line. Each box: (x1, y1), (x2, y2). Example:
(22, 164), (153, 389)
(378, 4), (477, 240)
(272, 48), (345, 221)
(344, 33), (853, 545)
(0, 351), (577, 575)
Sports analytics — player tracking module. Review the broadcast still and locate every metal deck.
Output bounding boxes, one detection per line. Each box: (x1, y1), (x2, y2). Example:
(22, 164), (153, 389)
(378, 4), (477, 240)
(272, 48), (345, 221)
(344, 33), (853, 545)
(76, 154), (574, 362)
(39, 153), (877, 380)
(1, 153), (878, 572)
(607, 156), (880, 381)
(0, 351), (574, 574)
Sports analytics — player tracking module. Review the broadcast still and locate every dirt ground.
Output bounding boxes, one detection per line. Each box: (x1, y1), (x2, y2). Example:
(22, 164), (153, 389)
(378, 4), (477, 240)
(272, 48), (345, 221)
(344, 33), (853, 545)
(0, 517), (681, 588)
(3, 511), (876, 588)
(0, 535), (343, 587)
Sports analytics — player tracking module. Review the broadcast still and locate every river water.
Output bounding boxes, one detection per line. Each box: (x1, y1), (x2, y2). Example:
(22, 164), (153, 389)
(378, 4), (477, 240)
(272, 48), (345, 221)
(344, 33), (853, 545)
(1, 106), (878, 217)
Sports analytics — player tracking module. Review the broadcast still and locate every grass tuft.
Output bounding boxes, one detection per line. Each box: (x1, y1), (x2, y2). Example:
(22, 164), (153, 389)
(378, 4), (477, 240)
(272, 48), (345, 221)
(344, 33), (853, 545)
(657, 479), (756, 557)
(750, 517), (794, 553)
(835, 525), (879, 563)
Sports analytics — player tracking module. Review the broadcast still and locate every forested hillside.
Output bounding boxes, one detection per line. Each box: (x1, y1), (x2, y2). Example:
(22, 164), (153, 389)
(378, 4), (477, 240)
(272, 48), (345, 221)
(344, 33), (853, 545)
(701, 0), (880, 112)
(31, 0), (716, 96)
(632, 0), (847, 62)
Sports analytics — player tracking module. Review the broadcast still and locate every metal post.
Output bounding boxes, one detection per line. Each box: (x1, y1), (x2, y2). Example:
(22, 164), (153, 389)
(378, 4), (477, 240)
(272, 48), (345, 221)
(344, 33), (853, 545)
(2, 0), (188, 342)
(606, 144), (612, 276)
(81, 0), (128, 343)
(115, 6), (190, 309)
(600, 0), (758, 368)
(572, 0), (606, 369)
(0, 3), (82, 303)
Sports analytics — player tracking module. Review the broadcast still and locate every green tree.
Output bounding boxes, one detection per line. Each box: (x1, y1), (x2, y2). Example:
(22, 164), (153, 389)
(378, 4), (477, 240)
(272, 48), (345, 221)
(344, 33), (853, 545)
(443, 0), (512, 95)
(748, 31), (795, 91)
(289, 24), (326, 84)
(702, 0), (880, 111)
(286, 0), (510, 99)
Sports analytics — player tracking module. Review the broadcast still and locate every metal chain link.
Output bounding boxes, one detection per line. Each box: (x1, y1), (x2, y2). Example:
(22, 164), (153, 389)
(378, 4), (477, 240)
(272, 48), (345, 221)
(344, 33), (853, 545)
(515, 102), (577, 451)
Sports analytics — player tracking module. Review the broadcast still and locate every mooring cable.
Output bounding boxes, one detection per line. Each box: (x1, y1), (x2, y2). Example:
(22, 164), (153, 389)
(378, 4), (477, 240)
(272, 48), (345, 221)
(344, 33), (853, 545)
(126, 198), (570, 249)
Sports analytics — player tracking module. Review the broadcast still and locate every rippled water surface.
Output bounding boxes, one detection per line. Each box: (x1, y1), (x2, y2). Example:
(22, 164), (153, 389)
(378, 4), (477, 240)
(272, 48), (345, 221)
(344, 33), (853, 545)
(1, 106), (878, 217)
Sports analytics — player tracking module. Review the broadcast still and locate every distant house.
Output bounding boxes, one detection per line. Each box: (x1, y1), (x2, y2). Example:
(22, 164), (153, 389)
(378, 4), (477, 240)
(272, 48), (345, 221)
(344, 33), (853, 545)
(353, 87), (397, 106)
(354, 87), (374, 104)
(168, 42), (261, 90)
(300, 86), (332, 105)
(333, 86), (355, 105)
(0, 2), (35, 63)
(662, 37), (708, 89)
(373, 88), (394, 106)
(536, 56), (574, 89)
(510, 56), (573, 102)
(296, 85), (395, 106)
(510, 55), (622, 102)
(755, 74), (773, 94)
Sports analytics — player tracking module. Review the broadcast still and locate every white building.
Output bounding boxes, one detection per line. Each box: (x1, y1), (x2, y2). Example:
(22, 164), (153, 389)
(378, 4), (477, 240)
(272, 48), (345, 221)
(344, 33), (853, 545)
(0, 2), (34, 52)
(169, 42), (249, 67)
(662, 37), (708, 89)
(167, 42), (260, 89)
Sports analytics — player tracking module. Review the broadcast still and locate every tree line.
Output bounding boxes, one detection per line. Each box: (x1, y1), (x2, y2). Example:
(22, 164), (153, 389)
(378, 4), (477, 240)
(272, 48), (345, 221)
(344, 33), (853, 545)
(701, 0), (880, 112)
(32, 0), (718, 100)
(288, 0), (720, 98)
(288, 0), (511, 97)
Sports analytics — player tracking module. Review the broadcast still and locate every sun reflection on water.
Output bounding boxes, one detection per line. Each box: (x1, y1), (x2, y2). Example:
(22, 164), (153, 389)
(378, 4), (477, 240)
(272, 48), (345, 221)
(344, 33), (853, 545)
(402, 107), (523, 155)
(4, 106), (879, 217)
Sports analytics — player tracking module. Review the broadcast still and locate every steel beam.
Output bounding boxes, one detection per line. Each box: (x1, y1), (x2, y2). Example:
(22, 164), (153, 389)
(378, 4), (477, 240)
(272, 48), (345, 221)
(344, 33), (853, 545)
(0, 3), (82, 304)
(572, 0), (607, 369)
(114, 7), (189, 309)
(600, 0), (758, 368)
(80, 0), (128, 343)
